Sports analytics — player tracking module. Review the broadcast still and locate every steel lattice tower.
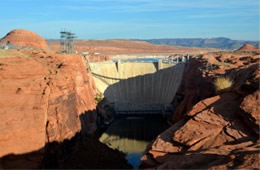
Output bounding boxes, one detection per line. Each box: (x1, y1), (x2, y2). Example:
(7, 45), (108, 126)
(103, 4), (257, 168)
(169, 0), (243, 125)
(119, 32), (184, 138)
(60, 29), (77, 53)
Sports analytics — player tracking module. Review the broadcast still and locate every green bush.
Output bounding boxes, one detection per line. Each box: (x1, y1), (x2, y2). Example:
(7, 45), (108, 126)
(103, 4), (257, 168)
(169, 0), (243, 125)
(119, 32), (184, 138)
(94, 92), (104, 103)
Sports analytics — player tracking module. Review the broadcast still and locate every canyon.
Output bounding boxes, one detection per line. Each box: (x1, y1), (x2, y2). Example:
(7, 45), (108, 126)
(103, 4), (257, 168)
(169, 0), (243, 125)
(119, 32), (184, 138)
(140, 46), (260, 169)
(0, 29), (259, 169)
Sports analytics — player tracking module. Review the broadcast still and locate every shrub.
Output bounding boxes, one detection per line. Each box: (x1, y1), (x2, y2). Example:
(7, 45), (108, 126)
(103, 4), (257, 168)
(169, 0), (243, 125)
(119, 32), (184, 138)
(214, 76), (233, 93)
(94, 92), (104, 103)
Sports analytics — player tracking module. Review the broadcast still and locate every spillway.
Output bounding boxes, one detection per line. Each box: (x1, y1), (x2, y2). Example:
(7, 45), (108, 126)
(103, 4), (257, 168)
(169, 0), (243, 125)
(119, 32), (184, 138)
(89, 59), (185, 105)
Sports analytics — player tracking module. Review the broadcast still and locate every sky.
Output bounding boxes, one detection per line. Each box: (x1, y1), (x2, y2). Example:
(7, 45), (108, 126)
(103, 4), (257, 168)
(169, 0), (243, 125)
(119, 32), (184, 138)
(0, 0), (259, 40)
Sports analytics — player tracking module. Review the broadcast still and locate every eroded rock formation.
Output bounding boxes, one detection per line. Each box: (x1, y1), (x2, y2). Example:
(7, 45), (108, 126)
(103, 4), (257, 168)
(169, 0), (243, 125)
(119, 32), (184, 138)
(0, 29), (48, 50)
(141, 49), (260, 169)
(0, 50), (98, 168)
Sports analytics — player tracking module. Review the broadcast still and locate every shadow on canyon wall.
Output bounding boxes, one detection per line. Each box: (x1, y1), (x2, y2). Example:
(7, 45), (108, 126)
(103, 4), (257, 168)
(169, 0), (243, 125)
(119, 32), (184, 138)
(98, 63), (185, 105)
(171, 57), (216, 123)
(139, 93), (259, 169)
(140, 150), (259, 169)
(99, 117), (170, 142)
(0, 63), (184, 169)
(139, 59), (259, 169)
(0, 110), (132, 169)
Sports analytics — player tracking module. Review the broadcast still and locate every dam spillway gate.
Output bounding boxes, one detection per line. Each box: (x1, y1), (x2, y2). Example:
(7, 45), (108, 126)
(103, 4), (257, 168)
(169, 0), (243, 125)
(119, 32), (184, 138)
(87, 57), (186, 116)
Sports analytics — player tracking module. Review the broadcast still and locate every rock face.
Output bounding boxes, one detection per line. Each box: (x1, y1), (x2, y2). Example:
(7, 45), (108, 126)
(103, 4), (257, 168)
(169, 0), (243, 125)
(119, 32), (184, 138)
(0, 57), (49, 164)
(172, 50), (260, 123)
(0, 29), (48, 50)
(141, 50), (260, 169)
(141, 94), (259, 169)
(239, 90), (260, 136)
(171, 57), (215, 124)
(0, 50), (97, 168)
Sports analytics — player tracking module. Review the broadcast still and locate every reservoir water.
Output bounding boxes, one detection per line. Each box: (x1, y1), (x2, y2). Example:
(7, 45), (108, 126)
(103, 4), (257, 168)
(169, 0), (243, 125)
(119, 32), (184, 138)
(99, 116), (169, 169)
(112, 58), (160, 63)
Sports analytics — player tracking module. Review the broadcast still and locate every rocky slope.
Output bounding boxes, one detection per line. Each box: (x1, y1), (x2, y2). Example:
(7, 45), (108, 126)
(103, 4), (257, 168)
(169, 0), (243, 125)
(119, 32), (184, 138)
(0, 49), (130, 169)
(140, 49), (260, 169)
(0, 49), (96, 168)
(0, 29), (48, 50)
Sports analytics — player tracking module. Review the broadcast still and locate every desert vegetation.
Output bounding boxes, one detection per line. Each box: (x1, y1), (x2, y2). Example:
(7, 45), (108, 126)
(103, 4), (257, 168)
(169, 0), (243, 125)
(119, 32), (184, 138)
(95, 92), (104, 104)
(214, 76), (233, 93)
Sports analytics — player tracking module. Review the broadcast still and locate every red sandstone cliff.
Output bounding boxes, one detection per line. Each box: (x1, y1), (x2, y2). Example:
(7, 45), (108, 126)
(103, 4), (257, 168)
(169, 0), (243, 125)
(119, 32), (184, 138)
(140, 50), (260, 169)
(0, 50), (97, 168)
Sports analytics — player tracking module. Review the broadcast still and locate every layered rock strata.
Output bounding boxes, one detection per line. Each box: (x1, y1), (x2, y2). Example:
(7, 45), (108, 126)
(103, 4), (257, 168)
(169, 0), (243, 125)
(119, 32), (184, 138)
(0, 50), (97, 168)
(141, 50), (260, 169)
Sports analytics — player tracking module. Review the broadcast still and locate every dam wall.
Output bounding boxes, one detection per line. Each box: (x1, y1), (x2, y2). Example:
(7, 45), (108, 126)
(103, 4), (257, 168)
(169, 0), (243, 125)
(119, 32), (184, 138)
(89, 61), (185, 105)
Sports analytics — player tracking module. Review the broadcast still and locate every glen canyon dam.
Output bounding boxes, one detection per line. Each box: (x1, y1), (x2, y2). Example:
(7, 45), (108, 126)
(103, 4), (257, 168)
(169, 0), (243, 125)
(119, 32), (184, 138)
(0, 0), (259, 168)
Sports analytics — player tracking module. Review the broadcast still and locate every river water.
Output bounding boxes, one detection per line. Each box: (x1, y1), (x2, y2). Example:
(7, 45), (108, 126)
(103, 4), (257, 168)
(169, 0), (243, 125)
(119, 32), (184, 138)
(99, 116), (169, 169)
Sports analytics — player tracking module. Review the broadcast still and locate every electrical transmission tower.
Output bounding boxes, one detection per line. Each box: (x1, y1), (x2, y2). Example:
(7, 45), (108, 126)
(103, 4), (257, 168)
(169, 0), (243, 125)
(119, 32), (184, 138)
(60, 29), (77, 53)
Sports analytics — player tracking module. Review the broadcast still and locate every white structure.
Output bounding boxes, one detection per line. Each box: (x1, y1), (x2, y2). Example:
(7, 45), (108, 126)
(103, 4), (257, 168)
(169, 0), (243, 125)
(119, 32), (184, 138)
(89, 60), (185, 105)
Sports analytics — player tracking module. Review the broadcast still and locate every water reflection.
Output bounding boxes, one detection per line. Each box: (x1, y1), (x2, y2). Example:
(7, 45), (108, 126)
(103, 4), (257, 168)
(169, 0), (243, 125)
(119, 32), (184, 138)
(126, 153), (142, 169)
(99, 116), (169, 168)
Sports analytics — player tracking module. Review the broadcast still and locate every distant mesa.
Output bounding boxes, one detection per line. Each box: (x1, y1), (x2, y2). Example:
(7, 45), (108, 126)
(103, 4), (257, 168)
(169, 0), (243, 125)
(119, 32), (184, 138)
(237, 44), (259, 52)
(0, 29), (48, 50)
(144, 38), (259, 50)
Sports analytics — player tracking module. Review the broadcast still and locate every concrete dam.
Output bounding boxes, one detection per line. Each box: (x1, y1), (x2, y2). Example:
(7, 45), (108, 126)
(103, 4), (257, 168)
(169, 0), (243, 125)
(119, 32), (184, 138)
(89, 58), (185, 113)
(88, 57), (186, 168)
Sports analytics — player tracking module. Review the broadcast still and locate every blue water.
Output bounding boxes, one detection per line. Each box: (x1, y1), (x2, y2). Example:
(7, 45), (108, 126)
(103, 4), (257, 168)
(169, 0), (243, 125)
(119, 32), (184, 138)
(132, 58), (159, 62)
(113, 58), (160, 63)
(126, 153), (143, 169)
(99, 117), (169, 169)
